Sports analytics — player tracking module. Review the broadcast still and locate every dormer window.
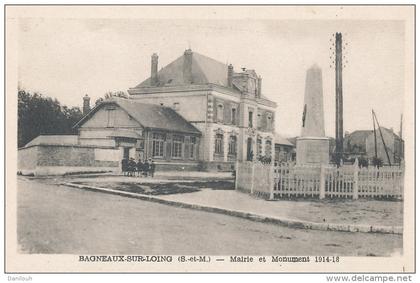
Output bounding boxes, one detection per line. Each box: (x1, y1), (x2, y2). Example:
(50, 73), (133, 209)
(247, 78), (256, 95)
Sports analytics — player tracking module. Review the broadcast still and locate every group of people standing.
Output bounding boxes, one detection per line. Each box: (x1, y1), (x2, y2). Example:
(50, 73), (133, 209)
(121, 157), (156, 177)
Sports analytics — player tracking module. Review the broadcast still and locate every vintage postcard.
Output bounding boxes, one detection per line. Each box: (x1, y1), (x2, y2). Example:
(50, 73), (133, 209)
(4, 5), (415, 273)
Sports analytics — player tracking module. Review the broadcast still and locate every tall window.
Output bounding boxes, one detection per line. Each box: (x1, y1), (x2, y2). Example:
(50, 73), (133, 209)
(152, 133), (165, 157)
(257, 138), (262, 158)
(246, 138), (253, 161)
(248, 111), (253, 128)
(172, 135), (184, 158)
(189, 137), (196, 159)
(217, 104), (224, 122)
(106, 107), (116, 127)
(215, 133), (223, 155)
(257, 113), (262, 129)
(265, 140), (272, 158)
(231, 108), (237, 125)
(228, 136), (237, 156)
(267, 114), (272, 131)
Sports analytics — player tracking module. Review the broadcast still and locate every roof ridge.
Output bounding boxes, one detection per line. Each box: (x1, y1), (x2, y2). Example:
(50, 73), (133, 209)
(192, 51), (228, 67)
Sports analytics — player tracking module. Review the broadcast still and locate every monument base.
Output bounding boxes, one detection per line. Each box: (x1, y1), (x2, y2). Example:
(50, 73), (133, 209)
(296, 137), (330, 165)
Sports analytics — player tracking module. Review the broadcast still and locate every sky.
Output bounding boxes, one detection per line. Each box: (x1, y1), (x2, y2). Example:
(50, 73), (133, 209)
(17, 17), (405, 137)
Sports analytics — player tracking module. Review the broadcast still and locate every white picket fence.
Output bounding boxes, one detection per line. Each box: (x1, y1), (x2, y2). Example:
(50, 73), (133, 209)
(236, 161), (404, 200)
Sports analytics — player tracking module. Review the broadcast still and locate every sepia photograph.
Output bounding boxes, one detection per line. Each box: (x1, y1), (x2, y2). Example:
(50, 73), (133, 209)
(4, 4), (415, 274)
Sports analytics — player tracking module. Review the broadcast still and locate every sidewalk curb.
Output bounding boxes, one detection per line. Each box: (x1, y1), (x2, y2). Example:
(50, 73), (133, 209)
(62, 182), (403, 235)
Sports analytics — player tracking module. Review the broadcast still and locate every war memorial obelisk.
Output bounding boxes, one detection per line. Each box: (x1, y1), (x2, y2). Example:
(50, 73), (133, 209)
(296, 65), (329, 164)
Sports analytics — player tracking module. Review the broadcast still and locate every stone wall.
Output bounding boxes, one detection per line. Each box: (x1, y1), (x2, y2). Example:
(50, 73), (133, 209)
(18, 144), (121, 175)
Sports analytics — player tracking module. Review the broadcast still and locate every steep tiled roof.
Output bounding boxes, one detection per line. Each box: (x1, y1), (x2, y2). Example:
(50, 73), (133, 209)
(75, 98), (200, 135)
(134, 51), (228, 88)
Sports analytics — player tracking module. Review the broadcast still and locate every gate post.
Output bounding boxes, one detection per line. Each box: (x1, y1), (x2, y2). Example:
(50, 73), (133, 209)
(353, 158), (359, 200)
(250, 161), (255, 194)
(235, 161), (239, 190)
(269, 164), (274, 200)
(319, 164), (325, 199)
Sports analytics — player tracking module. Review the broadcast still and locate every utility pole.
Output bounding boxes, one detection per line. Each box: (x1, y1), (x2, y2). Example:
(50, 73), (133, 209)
(331, 32), (345, 165)
(372, 110), (378, 159)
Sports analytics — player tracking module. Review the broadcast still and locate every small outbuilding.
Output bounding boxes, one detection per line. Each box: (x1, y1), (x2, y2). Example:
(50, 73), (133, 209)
(18, 98), (201, 175)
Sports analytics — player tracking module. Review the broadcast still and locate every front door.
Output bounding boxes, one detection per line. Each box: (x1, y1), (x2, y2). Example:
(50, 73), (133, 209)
(123, 147), (130, 159)
(246, 137), (253, 161)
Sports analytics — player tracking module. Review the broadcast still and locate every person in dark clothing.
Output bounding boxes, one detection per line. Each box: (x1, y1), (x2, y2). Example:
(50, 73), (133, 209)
(149, 159), (156, 178)
(136, 159), (143, 177)
(143, 159), (150, 177)
(128, 158), (136, 177)
(121, 158), (128, 176)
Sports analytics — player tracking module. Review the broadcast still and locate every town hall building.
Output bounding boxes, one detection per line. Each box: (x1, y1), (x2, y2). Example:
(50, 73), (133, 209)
(127, 49), (277, 170)
(18, 49), (277, 174)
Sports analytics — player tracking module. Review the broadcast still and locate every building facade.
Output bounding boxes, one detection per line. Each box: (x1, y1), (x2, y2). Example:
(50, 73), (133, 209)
(128, 49), (277, 170)
(18, 49), (278, 174)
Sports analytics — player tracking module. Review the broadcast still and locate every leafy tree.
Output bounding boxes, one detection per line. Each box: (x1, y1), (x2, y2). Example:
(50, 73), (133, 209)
(18, 90), (83, 147)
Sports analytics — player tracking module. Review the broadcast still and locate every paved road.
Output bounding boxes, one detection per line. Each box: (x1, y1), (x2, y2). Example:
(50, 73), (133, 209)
(17, 177), (402, 255)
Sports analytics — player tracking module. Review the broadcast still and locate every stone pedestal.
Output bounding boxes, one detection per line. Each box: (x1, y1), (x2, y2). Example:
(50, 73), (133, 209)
(296, 137), (329, 165)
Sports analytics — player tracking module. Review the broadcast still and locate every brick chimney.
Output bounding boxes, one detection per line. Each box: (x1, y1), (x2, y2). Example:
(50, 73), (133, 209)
(83, 94), (91, 115)
(151, 53), (159, 86)
(257, 76), (262, 97)
(183, 49), (193, 84)
(227, 64), (234, 87)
